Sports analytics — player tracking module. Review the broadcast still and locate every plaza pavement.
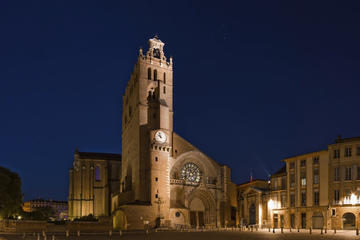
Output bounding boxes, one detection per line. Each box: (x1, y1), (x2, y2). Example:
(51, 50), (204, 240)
(1, 228), (360, 240)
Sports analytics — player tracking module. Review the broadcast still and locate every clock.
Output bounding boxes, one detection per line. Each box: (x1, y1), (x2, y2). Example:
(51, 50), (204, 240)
(154, 131), (167, 143)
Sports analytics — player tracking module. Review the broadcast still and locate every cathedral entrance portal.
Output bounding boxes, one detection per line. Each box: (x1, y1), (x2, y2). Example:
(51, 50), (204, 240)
(189, 197), (205, 228)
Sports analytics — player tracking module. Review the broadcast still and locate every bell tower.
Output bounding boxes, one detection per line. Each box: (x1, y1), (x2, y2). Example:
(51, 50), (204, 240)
(121, 35), (173, 214)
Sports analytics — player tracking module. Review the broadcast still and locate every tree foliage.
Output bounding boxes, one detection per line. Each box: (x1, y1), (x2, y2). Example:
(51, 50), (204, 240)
(0, 166), (23, 219)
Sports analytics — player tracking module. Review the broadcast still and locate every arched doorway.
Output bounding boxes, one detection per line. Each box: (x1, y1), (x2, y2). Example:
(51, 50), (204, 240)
(312, 212), (324, 229)
(343, 212), (356, 230)
(249, 204), (256, 225)
(189, 197), (205, 228)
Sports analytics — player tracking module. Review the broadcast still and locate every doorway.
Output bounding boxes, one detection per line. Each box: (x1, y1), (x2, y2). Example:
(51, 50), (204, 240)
(249, 204), (256, 225)
(343, 212), (356, 230)
(312, 212), (324, 229)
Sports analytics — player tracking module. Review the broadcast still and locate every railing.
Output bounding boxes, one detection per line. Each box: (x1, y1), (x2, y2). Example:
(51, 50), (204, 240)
(170, 179), (217, 188)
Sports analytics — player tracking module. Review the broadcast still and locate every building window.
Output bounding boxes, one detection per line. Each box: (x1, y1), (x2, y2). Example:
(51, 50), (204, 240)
(313, 169), (319, 184)
(334, 189), (340, 203)
(163, 86), (166, 94)
(290, 194), (295, 207)
(357, 146), (360, 156)
(281, 194), (286, 208)
(163, 72), (166, 84)
(290, 214), (295, 228)
(301, 213), (306, 229)
(281, 177), (286, 190)
(357, 166), (360, 180)
(334, 149), (340, 158)
(300, 171), (306, 187)
(334, 167), (339, 181)
(148, 68), (151, 80)
(300, 159), (306, 167)
(290, 162), (295, 169)
(345, 166), (352, 181)
(332, 209), (336, 216)
(95, 166), (101, 181)
(155, 177), (158, 182)
(301, 192), (306, 206)
(314, 191), (319, 206)
(313, 156), (319, 165)
(273, 180), (278, 190)
(155, 194), (158, 198)
(155, 157), (158, 162)
(154, 69), (157, 80)
(345, 147), (352, 157)
(290, 173), (295, 188)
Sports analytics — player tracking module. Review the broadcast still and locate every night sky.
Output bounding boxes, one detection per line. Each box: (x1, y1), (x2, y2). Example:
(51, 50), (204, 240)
(1, 1), (360, 201)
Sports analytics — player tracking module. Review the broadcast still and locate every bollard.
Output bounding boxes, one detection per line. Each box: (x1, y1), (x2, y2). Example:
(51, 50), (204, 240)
(268, 228), (270, 232)
(119, 230), (123, 236)
(357, 228), (359, 235)
(52, 234), (55, 240)
(321, 228), (323, 234)
(109, 229), (112, 236)
(44, 235), (47, 240)
(334, 228), (336, 234)
(77, 230), (80, 237)
(325, 228), (327, 234)
(273, 228), (275, 233)
(66, 230), (69, 237)
(37, 233), (40, 240)
(256, 226), (258, 231)
(281, 227), (283, 233)
(297, 228), (299, 232)
(309, 228), (312, 234)
(33, 232), (35, 237)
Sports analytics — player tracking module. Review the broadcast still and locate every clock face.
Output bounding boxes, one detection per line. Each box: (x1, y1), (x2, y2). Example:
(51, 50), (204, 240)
(155, 131), (167, 143)
(181, 163), (201, 184)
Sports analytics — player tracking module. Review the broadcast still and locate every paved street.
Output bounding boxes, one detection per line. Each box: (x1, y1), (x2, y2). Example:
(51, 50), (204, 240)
(1, 229), (360, 240)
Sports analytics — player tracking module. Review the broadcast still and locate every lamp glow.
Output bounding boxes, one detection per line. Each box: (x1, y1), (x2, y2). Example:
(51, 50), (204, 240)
(350, 193), (357, 205)
(268, 199), (274, 210)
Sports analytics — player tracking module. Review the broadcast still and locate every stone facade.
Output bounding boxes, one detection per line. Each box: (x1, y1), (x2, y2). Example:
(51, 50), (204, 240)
(112, 37), (237, 230)
(238, 136), (360, 230)
(69, 37), (238, 230)
(68, 151), (121, 219)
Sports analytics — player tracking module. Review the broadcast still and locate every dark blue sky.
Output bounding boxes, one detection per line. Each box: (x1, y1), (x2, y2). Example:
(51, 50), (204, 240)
(1, 1), (360, 201)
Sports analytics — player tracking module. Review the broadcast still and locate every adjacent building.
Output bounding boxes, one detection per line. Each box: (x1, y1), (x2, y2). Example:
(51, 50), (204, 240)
(23, 199), (68, 220)
(238, 136), (360, 230)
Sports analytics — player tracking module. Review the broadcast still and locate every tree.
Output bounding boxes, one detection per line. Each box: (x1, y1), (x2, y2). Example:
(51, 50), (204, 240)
(0, 166), (22, 219)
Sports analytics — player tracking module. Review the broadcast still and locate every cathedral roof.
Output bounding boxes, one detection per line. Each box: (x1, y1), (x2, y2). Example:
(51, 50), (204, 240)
(77, 151), (122, 161)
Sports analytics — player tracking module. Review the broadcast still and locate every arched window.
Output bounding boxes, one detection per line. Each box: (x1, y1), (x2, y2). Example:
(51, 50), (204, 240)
(148, 68), (151, 80)
(154, 69), (157, 81)
(163, 86), (166, 94)
(163, 72), (166, 84)
(95, 166), (101, 181)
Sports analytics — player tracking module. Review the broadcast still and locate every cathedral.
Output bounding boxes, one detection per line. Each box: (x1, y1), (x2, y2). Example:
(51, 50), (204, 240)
(68, 36), (238, 230)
